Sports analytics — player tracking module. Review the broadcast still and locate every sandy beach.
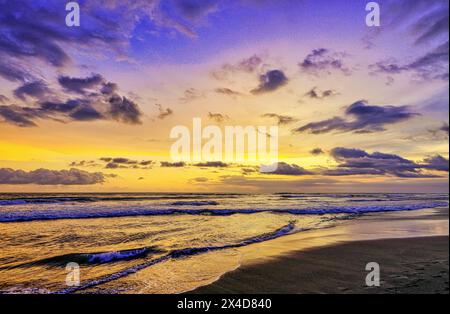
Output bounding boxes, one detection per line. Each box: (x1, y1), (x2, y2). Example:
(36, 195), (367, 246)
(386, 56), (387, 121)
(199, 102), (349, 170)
(192, 207), (449, 294)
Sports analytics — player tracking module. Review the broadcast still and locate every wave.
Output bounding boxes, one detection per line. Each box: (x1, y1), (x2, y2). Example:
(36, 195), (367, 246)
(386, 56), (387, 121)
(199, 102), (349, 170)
(0, 194), (242, 206)
(0, 201), (447, 223)
(55, 222), (296, 294)
(170, 201), (219, 206)
(0, 247), (164, 270)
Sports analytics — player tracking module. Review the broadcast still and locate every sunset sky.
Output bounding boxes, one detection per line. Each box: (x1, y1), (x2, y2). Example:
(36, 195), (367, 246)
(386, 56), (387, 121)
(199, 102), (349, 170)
(0, 0), (448, 193)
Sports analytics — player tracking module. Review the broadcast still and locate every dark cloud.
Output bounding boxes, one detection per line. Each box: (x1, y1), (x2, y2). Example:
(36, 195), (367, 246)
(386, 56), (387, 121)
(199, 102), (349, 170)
(70, 105), (104, 121)
(324, 147), (447, 178)
(160, 161), (187, 167)
(208, 112), (229, 123)
(262, 113), (297, 125)
(108, 95), (142, 124)
(105, 162), (120, 169)
(310, 148), (325, 156)
(370, 41), (449, 81)
(0, 0), (232, 85)
(251, 70), (288, 94)
(0, 0), (138, 82)
(13, 81), (52, 101)
(69, 160), (99, 167)
(194, 161), (229, 168)
(260, 162), (312, 176)
(58, 74), (105, 95)
(0, 105), (40, 127)
(422, 155), (449, 172)
(1, 72), (143, 127)
(0, 168), (107, 185)
(241, 167), (257, 175)
(299, 48), (350, 76)
(0, 58), (35, 82)
(305, 87), (338, 99)
(171, 0), (219, 21)
(94, 157), (153, 169)
(101, 82), (119, 95)
(440, 123), (450, 134)
(294, 100), (418, 134)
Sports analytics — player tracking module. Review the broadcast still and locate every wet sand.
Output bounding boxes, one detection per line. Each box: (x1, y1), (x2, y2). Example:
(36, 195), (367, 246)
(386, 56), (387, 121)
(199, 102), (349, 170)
(192, 207), (449, 294)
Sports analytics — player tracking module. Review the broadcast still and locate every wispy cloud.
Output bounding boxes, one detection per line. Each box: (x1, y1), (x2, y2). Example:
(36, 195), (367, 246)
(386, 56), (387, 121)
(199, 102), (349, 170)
(299, 48), (351, 76)
(262, 113), (297, 125)
(294, 100), (418, 134)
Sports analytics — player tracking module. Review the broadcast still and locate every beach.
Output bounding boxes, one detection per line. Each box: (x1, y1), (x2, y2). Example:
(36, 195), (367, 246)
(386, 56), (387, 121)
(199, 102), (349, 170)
(192, 207), (449, 294)
(0, 194), (448, 294)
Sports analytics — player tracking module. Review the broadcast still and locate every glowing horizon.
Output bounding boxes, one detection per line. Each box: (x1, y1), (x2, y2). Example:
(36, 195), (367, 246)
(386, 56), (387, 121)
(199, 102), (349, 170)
(0, 0), (448, 193)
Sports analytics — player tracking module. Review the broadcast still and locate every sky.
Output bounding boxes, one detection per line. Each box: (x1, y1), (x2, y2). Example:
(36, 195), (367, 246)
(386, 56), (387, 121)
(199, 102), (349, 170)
(0, 0), (448, 193)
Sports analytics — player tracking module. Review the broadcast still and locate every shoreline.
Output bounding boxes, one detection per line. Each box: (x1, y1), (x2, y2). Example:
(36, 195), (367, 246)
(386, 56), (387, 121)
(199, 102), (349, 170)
(190, 207), (449, 294)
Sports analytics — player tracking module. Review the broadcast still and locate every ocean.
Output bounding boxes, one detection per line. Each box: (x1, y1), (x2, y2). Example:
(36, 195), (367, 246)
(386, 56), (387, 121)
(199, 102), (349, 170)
(0, 193), (448, 294)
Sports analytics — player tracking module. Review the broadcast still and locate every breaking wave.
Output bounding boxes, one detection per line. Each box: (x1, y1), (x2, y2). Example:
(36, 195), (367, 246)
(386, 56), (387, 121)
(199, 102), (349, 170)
(53, 222), (296, 294)
(0, 202), (447, 223)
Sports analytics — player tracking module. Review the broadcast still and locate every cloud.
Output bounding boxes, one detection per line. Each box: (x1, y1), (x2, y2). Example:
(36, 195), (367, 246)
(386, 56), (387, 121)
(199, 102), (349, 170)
(214, 88), (242, 97)
(69, 160), (99, 167)
(171, 0), (219, 21)
(58, 74), (105, 95)
(294, 100), (418, 134)
(156, 104), (174, 120)
(101, 82), (119, 95)
(180, 88), (204, 102)
(13, 81), (52, 101)
(304, 87), (338, 99)
(260, 162), (312, 176)
(0, 0), (228, 77)
(0, 105), (40, 127)
(421, 155), (449, 172)
(70, 105), (104, 121)
(299, 48), (351, 76)
(0, 168), (107, 185)
(108, 95), (142, 124)
(262, 113), (297, 125)
(193, 177), (209, 183)
(310, 148), (325, 155)
(251, 70), (288, 94)
(421, 122), (450, 140)
(160, 161), (187, 167)
(212, 54), (265, 80)
(194, 161), (229, 168)
(0, 73), (144, 127)
(0, 58), (35, 82)
(94, 157), (154, 169)
(409, 1), (449, 45)
(324, 147), (448, 178)
(440, 122), (450, 134)
(208, 112), (229, 123)
(370, 41), (449, 81)
(0, 95), (9, 104)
